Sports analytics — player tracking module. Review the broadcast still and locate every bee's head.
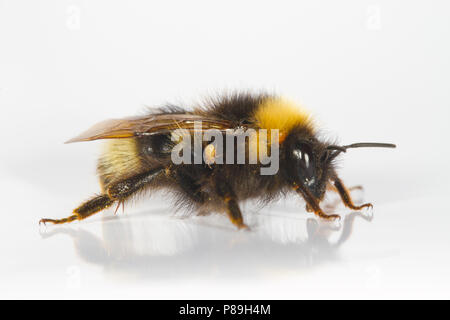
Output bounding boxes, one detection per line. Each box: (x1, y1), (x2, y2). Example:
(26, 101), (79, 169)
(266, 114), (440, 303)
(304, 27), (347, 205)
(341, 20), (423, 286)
(284, 136), (334, 200)
(283, 131), (396, 199)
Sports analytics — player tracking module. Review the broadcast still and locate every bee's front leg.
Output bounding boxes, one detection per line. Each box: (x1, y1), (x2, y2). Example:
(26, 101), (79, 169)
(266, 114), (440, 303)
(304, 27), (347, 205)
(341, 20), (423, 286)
(39, 167), (164, 225)
(327, 184), (363, 193)
(333, 177), (373, 211)
(293, 182), (341, 220)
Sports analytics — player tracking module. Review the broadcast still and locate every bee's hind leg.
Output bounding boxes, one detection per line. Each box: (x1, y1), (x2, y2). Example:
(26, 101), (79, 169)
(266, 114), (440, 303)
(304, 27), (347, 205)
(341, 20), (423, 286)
(106, 167), (164, 202)
(39, 167), (165, 226)
(333, 177), (373, 211)
(39, 194), (114, 225)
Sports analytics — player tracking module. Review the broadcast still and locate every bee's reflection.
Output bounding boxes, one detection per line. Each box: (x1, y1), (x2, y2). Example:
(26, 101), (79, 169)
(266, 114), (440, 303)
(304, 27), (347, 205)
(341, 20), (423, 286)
(40, 207), (370, 280)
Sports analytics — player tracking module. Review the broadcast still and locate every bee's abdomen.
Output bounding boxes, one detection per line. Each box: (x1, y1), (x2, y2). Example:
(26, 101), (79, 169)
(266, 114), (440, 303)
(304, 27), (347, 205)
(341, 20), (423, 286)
(97, 138), (143, 191)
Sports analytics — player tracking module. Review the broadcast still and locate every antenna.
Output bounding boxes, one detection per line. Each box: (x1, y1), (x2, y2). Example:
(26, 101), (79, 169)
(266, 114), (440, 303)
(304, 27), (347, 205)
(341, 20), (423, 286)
(327, 142), (396, 153)
(326, 142), (396, 160)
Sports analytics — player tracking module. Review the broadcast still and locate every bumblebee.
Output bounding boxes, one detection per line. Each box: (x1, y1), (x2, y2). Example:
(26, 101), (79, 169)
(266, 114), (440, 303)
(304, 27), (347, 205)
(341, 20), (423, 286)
(40, 93), (395, 229)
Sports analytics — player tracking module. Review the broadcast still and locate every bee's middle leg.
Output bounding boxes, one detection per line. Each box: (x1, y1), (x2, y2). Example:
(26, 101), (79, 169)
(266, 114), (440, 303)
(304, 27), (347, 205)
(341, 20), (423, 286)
(175, 170), (209, 204)
(214, 178), (249, 230)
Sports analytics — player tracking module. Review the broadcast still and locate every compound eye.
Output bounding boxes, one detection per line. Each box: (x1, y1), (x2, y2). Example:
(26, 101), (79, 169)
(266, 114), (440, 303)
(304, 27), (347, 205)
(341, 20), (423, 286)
(292, 143), (315, 186)
(292, 144), (312, 169)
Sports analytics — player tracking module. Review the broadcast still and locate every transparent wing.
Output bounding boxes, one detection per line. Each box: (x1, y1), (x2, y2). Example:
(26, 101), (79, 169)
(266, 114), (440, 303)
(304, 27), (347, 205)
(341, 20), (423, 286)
(65, 113), (235, 143)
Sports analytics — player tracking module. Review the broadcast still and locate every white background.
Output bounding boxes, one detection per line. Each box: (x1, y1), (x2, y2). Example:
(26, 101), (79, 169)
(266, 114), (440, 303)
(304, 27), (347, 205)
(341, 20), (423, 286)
(0, 0), (449, 299)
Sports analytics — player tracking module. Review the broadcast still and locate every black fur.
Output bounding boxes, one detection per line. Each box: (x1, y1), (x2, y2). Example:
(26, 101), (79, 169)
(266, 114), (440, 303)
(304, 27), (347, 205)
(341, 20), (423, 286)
(131, 93), (337, 227)
(42, 92), (377, 228)
(198, 92), (269, 125)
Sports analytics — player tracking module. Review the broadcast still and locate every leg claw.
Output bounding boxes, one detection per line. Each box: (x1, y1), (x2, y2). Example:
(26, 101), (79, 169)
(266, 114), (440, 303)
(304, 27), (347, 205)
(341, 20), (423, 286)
(39, 218), (53, 225)
(355, 203), (373, 211)
(238, 223), (250, 231)
(319, 213), (341, 221)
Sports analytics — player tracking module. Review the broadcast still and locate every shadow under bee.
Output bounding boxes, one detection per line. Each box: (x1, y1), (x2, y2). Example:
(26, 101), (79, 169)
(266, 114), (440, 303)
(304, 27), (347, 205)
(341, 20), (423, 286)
(40, 209), (371, 281)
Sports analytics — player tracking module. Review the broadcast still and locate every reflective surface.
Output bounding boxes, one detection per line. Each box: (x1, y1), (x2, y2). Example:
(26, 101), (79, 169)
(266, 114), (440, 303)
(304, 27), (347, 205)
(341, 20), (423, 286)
(2, 183), (450, 299)
(39, 208), (366, 281)
(1, 0), (450, 299)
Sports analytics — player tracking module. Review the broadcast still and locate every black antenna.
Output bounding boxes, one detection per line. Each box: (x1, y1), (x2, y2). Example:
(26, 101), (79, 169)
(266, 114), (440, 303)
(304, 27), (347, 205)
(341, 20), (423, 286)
(327, 142), (396, 152)
(327, 142), (396, 160)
